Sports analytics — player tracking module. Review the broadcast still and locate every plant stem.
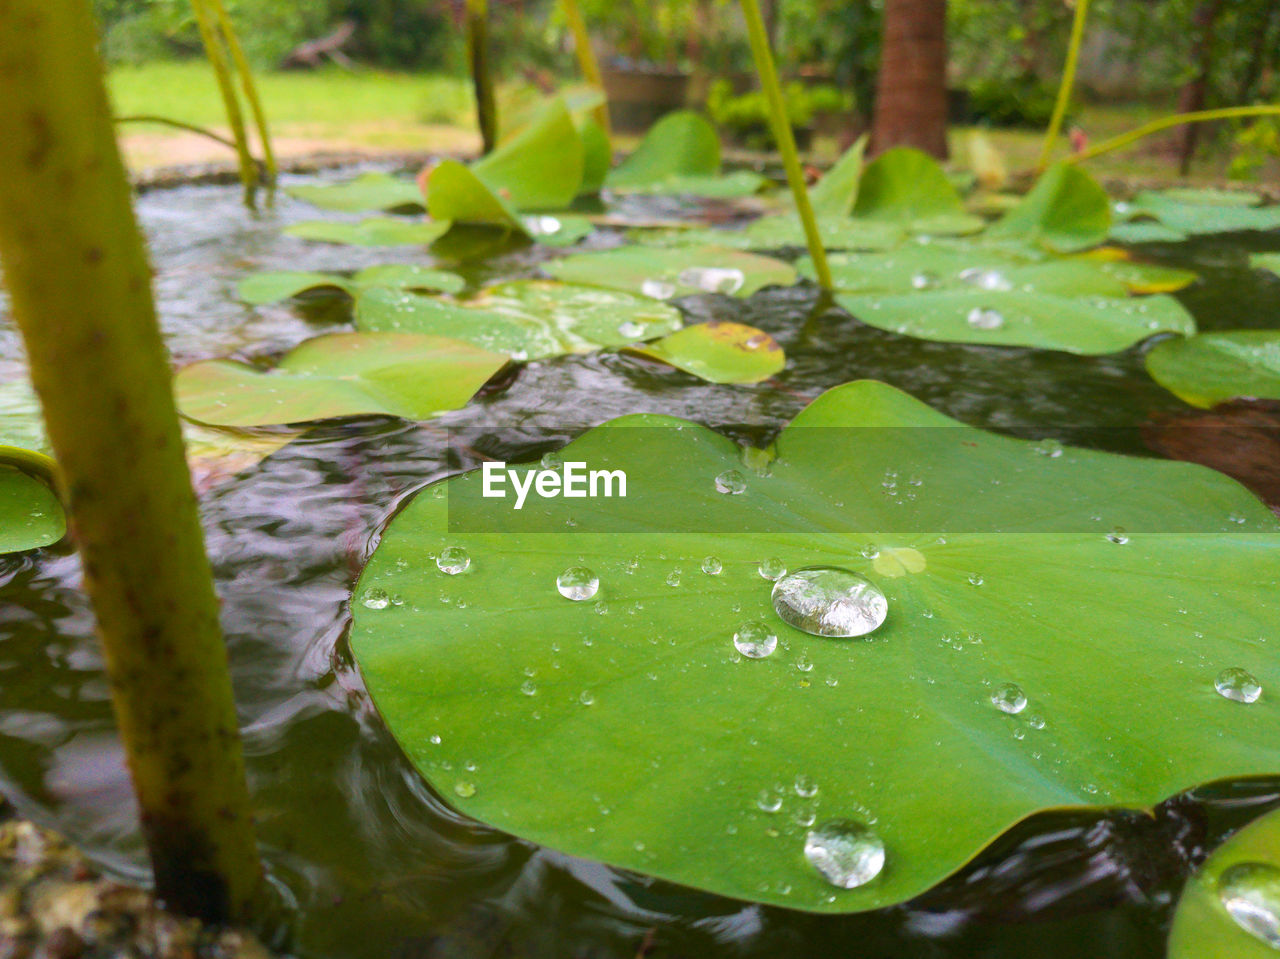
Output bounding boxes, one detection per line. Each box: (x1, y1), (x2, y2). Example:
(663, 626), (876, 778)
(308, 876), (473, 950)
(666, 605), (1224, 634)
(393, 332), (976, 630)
(560, 0), (611, 140)
(208, 0), (278, 190)
(0, 0), (262, 924)
(467, 0), (498, 154)
(1036, 0), (1091, 172)
(1066, 105), (1280, 164)
(114, 114), (242, 151)
(189, 0), (258, 207)
(738, 0), (832, 289)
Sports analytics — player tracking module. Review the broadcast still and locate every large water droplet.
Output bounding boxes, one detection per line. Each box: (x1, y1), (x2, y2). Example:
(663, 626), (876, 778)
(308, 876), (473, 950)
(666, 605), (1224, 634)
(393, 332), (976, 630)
(361, 587), (390, 610)
(557, 566), (600, 601)
(640, 278), (676, 300)
(1220, 862), (1280, 947)
(959, 267), (1013, 291)
(734, 622), (778, 659)
(1216, 667), (1262, 703)
(758, 557), (787, 581)
(715, 469), (747, 494)
(966, 307), (1005, 330)
(770, 567), (888, 638)
(437, 546), (470, 575)
(804, 820), (885, 889)
(678, 266), (745, 295)
(701, 555), (723, 575)
(990, 682), (1027, 714)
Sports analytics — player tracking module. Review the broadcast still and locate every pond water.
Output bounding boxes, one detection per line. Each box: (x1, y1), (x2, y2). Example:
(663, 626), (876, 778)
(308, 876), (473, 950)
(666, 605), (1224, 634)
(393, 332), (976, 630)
(2, 169), (1280, 958)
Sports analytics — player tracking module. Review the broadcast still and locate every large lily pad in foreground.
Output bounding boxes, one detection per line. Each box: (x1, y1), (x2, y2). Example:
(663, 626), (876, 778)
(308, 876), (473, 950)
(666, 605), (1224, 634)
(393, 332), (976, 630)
(176, 332), (507, 427)
(1170, 805), (1280, 959)
(351, 380), (1280, 913)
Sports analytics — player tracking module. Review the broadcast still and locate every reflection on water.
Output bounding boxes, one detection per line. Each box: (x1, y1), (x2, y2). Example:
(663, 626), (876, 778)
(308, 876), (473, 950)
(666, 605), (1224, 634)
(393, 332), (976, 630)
(2, 173), (1280, 957)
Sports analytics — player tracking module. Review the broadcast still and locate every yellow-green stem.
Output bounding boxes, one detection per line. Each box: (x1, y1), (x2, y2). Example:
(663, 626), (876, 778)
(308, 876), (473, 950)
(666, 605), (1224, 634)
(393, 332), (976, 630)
(1036, 0), (1092, 172)
(189, 0), (258, 206)
(738, 0), (831, 289)
(208, 0), (277, 189)
(115, 114), (242, 151)
(467, 0), (498, 154)
(1066, 105), (1280, 164)
(0, 0), (262, 924)
(560, 0), (611, 139)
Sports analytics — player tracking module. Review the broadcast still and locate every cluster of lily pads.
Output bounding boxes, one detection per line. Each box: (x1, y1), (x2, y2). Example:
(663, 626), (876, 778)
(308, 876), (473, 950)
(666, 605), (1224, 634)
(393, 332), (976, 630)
(6, 99), (1280, 951)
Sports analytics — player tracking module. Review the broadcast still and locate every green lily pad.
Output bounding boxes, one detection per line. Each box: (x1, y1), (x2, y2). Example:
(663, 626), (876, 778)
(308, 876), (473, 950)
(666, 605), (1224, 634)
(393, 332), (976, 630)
(288, 172), (425, 213)
(284, 218), (452, 247)
(175, 332), (507, 427)
(986, 162), (1110, 252)
(808, 136), (867, 218)
(853, 148), (985, 236)
(356, 280), (682, 359)
(1169, 806), (1280, 959)
(838, 288), (1194, 354)
(0, 461), (63, 554)
(350, 379), (1280, 914)
(519, 214), (595, 247)
(1154, 188), (1263, 208)
(1146, 331), (1280, 407)
(237, 265), (464, 305)
(425, 160), (523, 230)
(1116, 192), (1280, 238)
(624, 321), (784, 383)
(578, 117), (612, 196)
(1251, 253), (1280, 278)
(544, 246), (797, 299)
(605, 111), (767, 198)
(637, 217), (903, 253)
(1109, 220), (1189, 244)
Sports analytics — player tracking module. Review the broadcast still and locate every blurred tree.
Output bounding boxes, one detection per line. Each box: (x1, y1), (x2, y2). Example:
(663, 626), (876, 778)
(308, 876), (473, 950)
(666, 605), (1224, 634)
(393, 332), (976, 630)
(871, 0), (948, 156)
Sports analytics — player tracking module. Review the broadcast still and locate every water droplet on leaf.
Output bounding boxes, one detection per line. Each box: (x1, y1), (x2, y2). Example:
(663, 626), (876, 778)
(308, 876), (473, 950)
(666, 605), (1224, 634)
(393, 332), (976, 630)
(715, 469), (747, 494)
(1220, 862), (1280, 947)
(437, 546), (470, 575)
(734, 622), (778, 659)
(804, 820), (885, 889)
(758, 557), (787, 581)
(771, 567), (888, 638)
(990, 682), (1028, 714)
(557, 566), (600, 601)
(1216, 667), (1262, 703)
(361, 587), (390, 610)
(966, 307), (1005, 330)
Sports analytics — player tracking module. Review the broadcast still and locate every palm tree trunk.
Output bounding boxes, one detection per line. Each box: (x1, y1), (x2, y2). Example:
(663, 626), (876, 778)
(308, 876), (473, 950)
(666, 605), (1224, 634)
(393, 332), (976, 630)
(871, 0), (949, 158)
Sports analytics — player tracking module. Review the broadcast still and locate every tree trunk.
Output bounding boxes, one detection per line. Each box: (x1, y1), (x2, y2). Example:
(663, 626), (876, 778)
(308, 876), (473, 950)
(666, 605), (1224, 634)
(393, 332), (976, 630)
(871, 0), (949, 158)
(0, 0), (262, 925)
(1176, 0), (1223, 175)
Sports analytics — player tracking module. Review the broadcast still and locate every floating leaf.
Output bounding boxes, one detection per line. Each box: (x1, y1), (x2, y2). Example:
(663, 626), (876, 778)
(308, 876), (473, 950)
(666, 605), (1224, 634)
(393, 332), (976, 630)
(425, 160), (523, 230)
(520, 214), (595, 247)
(1114, 191), (1280, 238)
(1169, 806), (1280, 959)
(284, 218), (452, 247)
(0, 460), (63, 554)
(638, 217), (903, 253)
(467, 97), (584, 211)
(288, 172), (425, 213)
(852, 147), (984, 235)
(351, 379), (1280, 914)
(237, 265), (463, 305)
(1146, 331), (1280, 407)
(625, 321), (784, 383)
(986, 162), (1110, 252)
(175, 333), (507, 427)
(605, 112), (767, 198)
(356, 281), (681, 359)
(1252, 253), (1280, 278)
(1109, 220), (1189, 244)
(545, 246), (797, 299)
(578, 117), (612, 196)
(807, 135), (867, 217)
(838, 288), (1194, 354)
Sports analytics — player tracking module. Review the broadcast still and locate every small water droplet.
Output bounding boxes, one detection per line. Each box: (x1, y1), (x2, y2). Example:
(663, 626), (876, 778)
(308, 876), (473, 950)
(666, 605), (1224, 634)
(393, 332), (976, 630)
(540, 451), (563, 470)
(794, 774), (819, 798)
(991, 682), (1028, 715)
(715, 469), (747, 494)
(910, 270), (938, 290)
(959, 267), (1012, 291)
(758, 557), (787, 581)
(557, 566), (600, 601)
(771, 567), (888, 638)
(968, 573), (984, 586)
(1216, 667), (1262, 703)
(796, 653), (814, 672)
(526, 215), (561, 235)
(520, 680), (537, 696)
(641, 278), (677, 300)
(804, 820), (885, 889)
(437, 546), (470, 575)
(361, 587), (390, 609)
(454, 781), (476, 798)
(1106, 527), (1130, 545)
(617, 319), (646, 339)
(734, 622), (778, 659)
(701, 555), (723, 575)
(1219, 862), (1280, 947)
(966, 307), (1005, 330)
(579, 690), (596, 706)
(665, 569), (682, 587)
(756, 786), (784, 812)
(1032, 438), (1064, 458)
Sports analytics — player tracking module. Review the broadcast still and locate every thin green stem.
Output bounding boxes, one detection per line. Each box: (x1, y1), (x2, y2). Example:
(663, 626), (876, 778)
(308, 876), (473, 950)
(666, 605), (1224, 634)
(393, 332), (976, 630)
(1037, 0), (1092, 172)
(0, 0), (262, 923)
(560, 0), (611, 139)
(208, 0), (278, 189)
(189, 0), (258, 207)
(114, 114), (240, 150)
(1067, 105), (1280, 164)
(738, 0), (831, 289)
(466, 0), (498, 154)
